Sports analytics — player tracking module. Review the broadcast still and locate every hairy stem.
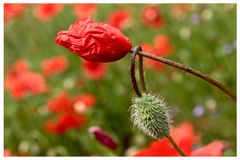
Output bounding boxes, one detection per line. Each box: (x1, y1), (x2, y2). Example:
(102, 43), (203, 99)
(129, 49), (236, 102)
(166, 135), (186, 156)
(130, 46), (142, 97)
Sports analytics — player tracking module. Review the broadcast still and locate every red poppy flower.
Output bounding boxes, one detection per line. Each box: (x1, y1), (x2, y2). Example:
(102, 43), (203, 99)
(82, 60), (107, 80)
(5, 72), (49, 99)
(47, 92), (96, 113)
(142, 43), (164, 71)
(190, 141), (225, 156)
(47, 92), (72, 113)
(72, 94), (96, 109)
(55, 17), (132, 62)
(170, 122), (197, 155)
(4, 149), (12, 156)
(74, 4), (97, 17)
(45, 113), (86, 134)
(154, 35), (173, 56)
(107, 9), (132, 30)
(4, 4), (27, 22)
(5, 60), (48, 99)
(133, 122), (226, 156)
(41, 55), (68, 76)
(141, 35), (173, 71)
(142, 5), (164, 28)
(45, 92), (95, 134)
(89, 126), (118, 150)
(12, 59), (29, 73)
(34, 4), (63, 21)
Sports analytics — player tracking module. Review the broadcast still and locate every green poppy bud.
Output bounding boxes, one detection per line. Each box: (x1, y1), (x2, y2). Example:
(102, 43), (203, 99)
(130, 93), (170, 139)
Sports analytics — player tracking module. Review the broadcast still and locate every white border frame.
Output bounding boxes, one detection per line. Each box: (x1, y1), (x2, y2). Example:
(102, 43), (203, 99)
(1, 1), (238, 160)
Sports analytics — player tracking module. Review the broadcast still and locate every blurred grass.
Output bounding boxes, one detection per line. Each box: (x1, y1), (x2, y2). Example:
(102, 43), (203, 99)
(4, 4), (236, 156)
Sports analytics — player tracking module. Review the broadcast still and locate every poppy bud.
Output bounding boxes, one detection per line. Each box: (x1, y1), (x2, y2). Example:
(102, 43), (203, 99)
(89, 126), (118, 150)
(129, 93), (170, 139)
(55, 17), (132, 62)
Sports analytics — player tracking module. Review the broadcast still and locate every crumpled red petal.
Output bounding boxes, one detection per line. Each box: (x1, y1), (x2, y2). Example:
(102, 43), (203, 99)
(55, 17), (132, 62)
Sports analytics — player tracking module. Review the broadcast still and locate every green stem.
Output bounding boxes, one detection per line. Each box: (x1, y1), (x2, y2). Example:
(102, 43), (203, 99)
(166, 135), (186, 156)
(129, 49), (236, 102)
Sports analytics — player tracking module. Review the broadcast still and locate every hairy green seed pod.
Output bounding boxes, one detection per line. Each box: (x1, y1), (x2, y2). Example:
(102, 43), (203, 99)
(129, 93), (170, 139)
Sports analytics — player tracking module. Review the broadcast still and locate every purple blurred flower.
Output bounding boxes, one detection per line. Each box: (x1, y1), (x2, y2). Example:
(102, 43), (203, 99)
(88, 126), (118, 150)
(193, 105), (205, 117)
(223, 41), (236, 54)
(190, 14), (201, 24)
(223, 44), (233, 54)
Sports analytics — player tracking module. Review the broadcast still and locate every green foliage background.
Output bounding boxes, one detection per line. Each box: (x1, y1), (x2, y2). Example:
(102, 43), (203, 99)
(4, 4), (236, 156)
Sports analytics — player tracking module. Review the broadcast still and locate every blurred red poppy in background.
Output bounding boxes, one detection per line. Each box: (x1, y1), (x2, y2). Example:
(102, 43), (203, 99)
(72, 94), (96, 110)
(142, 34), (173, 71)
(82, 61), (108, 80)
(41, 55), (68, 76)
(142, 43), (164, 71)
(107, 9), (133, 30)
(4, 4), (27, 22)
(11, 59), (29, 73)
(154, 35), (173, 56)
(47, 92), (72, 113)
(45, 113), (86, 134)
(47, 92), (96, 113)
(5, 59), (49, 99)
(34, 4), (64, 21)
(142, 5), (164, 28)
(4, 149), (12, 156)
(45, 92), (96, 134)
(74, 4), (97, 17)
(134, 122), (226, 156)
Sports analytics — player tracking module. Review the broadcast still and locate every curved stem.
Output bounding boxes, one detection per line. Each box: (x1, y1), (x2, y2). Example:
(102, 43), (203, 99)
(166, 135), (186, 156)
(129, 49), (236, 102)
(139, 55), (146, 92)
(130, 46), (142, 97)
(138, 48), (147, 93)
